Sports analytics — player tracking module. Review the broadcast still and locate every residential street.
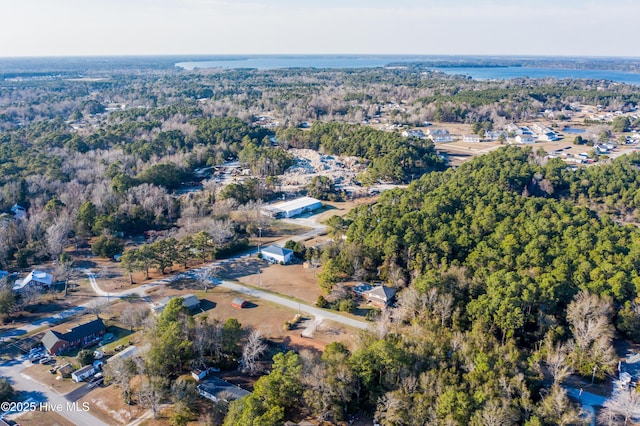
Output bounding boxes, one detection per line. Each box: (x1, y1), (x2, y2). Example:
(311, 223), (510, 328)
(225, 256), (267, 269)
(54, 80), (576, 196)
(0, 357), (110, 426)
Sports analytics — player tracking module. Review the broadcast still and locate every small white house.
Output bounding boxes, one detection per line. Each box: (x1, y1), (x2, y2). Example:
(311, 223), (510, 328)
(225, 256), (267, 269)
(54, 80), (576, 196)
(515, 135), (535, 144)
(260, 245), (294, 264)
(401, 129), (424, 138)
(71, 365), (95, 382)
(463, 134), (481, 142)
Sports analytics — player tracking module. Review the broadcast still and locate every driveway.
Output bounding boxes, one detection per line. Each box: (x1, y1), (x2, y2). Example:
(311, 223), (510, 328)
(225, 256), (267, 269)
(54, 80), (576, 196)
(215, 279), (369, 330)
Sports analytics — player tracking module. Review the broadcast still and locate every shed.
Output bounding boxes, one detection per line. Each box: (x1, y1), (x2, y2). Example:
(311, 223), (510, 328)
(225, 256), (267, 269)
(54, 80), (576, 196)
(71, 365), (95, 382)
(232, 298), (248, 309)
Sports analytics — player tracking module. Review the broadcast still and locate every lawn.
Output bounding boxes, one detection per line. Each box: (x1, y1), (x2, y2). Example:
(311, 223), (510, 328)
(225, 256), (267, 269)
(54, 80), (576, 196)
(22, 363), (84, 395)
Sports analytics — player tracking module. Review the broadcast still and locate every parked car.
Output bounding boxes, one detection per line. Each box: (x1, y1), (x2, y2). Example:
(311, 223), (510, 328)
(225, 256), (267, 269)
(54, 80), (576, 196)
(100, 333), (115, 345)
(29, 352), (44, 362)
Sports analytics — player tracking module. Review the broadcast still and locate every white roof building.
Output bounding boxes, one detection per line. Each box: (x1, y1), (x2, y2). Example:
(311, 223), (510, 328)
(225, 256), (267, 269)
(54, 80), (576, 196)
(264, 197), (322, 218)
(13, 270), (54, 292)
(515, 135), (535, 144)
(260, 245), (294, 264)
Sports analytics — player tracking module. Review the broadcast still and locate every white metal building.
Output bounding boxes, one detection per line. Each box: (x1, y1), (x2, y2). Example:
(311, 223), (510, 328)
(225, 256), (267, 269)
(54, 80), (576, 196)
(261, 245), (294, 264)
(264, 197), (322, 218)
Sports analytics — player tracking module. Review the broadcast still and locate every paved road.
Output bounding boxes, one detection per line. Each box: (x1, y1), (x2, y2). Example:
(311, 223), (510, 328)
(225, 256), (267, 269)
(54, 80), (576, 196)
(0, 358), (110, 426)
(216, 279), (369, 330)
(566, 387), (606, 426)
(0, 272), (169, 342)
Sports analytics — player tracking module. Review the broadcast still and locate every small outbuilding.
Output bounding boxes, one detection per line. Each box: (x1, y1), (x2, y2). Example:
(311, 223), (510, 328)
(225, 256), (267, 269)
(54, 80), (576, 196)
(261, 245), (294, 264)
(232, 298), (249, 309)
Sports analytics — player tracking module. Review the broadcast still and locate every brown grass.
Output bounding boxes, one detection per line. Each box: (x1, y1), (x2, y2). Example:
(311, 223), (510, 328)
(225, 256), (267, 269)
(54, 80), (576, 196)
(13, 410), (76, 426)
(78, 385), (147, 425)
(22, 363), (84, 395)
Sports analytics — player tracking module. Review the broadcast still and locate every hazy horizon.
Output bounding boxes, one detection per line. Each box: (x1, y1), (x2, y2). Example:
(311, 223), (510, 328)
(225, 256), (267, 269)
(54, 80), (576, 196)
(2, 1), (639, 58)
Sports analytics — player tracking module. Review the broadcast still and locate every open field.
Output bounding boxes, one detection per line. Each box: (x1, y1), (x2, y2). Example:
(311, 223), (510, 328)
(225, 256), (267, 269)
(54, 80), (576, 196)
(78, 385), (147, 425)
(13, 410), (76, 426)
(197, 285), (356, 352)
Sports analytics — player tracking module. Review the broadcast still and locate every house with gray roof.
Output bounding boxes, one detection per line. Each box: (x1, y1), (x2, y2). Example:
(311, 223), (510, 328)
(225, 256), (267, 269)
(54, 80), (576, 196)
(260, 245), (294, 264)
(363, 285), (397, 308)
(152, 294), (200, 314)
(197, 376), (251, 402)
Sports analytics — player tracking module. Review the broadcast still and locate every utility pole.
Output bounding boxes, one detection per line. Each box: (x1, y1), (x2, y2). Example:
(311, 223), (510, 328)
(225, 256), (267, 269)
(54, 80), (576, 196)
(257, 227), (262, 286)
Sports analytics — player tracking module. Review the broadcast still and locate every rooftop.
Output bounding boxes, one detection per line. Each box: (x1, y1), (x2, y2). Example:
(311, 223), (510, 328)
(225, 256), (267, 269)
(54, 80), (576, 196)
(198, 376), (251, 402)
(266, 196), (321, 213)
(261, 245), (294, 257)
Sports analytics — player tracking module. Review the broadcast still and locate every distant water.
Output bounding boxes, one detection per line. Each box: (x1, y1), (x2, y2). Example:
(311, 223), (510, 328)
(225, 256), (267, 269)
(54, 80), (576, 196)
(175, 56), (640, 85)
(175, 55), (415, 70)
(438, 66), (640, 85)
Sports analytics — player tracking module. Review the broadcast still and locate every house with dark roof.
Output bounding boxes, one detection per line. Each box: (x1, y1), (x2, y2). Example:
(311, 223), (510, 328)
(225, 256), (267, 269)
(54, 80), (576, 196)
(363, 285), (397, 308)
(260, 245), (294, 264)
(42, 317), (106, 355)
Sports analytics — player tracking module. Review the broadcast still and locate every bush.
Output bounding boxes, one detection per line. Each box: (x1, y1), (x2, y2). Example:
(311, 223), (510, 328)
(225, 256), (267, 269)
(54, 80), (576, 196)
(316, 296), (329, 308)
(338, 299), (355, 313)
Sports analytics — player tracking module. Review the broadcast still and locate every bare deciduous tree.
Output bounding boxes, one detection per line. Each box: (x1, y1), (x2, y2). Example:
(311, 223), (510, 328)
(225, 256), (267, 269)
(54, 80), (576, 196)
(119, 304), (149, 331)
(138, 376), (167, 420)
(543, 338), (573, 385)
(434, 293), (454, 327)
(240, 329), (267, 375)
(598, 389), (640, 426)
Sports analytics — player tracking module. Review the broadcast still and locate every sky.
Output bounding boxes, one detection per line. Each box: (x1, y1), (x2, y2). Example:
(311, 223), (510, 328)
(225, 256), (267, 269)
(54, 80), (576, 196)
(1, 0), (639, 57)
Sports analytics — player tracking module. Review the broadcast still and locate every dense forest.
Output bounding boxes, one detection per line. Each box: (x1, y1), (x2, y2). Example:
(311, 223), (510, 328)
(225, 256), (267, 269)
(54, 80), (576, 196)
(223, 147), (640, 425)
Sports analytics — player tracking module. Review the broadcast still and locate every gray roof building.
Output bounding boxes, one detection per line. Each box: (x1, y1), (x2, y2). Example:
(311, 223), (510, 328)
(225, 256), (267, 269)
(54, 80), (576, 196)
(197, 377), (251, 402)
